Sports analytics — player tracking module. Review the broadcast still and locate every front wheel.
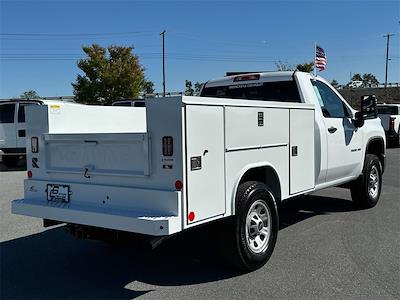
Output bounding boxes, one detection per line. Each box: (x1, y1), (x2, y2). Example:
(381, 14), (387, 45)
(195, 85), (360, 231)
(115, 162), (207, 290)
(223, 181), (279, 272)
(350, 154), (382, 209)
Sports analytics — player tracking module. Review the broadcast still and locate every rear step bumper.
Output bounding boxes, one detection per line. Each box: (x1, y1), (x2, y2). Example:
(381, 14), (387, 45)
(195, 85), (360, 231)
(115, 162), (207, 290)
(12, 198), (181, 236)
(12, 180), (182, 236)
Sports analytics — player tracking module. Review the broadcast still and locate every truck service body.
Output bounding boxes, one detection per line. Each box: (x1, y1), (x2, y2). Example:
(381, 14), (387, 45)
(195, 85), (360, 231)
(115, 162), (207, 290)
(12, 71), (386, 270)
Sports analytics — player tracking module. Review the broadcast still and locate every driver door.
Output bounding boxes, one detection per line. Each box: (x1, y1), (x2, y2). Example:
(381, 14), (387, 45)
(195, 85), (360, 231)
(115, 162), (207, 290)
(312, 80), (363, 183)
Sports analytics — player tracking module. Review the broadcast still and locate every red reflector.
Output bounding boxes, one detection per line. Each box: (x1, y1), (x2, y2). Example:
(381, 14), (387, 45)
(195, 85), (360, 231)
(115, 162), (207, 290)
(27, 170), (32, 178)
(233, 74), (260, 82)
(188, 211), (195, 222)
(390, 117), (395, 129)
(175, 180), (183, 190)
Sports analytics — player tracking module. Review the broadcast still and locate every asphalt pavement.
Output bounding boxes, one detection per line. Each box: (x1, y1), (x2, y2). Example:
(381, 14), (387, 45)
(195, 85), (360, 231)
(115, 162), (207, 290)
(0, 149), (399, 299)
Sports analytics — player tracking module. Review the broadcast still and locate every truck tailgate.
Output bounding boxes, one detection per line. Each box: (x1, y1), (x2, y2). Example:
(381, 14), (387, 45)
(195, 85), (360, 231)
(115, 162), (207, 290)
(44, 133), (150, 177)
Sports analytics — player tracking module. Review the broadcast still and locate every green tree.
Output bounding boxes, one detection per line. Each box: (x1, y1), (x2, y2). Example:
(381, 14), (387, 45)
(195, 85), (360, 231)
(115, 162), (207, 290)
(143, 80), (155, 94)
(72, 44), (145, 105)
(20, 90), (40, 99)
(194, 82), (204, 95)
(362, 73), (379, 87)
(296, 62), (314, 73)
(351, 73), (363, 82)
(275, 60), (294, 71)
(185, 80), (194, 96)
(330, 79), (340, 89)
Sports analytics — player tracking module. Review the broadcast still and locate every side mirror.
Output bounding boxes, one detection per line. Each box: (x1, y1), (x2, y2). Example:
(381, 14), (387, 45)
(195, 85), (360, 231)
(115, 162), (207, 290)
(361, 95), (377, 120)
(353, 111), (364, 128)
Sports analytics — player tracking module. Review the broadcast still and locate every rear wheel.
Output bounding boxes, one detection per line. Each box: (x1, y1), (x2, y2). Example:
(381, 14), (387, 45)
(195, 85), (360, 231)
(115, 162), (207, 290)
(222, 181), (279, 271)
(2, 155), (19, 168)
(350, 154), (382, 209)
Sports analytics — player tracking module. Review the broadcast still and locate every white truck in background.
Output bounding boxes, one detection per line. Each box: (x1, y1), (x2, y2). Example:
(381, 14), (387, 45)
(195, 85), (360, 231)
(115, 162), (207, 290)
(377, 103), (400, 147)
(12, 71), (385, 271)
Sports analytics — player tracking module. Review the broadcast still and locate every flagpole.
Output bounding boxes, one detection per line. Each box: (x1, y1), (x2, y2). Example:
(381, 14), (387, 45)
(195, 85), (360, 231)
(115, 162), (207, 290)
(313, 42), (317, 78)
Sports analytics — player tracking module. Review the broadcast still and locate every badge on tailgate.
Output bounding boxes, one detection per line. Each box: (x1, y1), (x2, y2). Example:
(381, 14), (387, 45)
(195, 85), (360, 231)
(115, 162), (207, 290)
(47, 184), (70, 203)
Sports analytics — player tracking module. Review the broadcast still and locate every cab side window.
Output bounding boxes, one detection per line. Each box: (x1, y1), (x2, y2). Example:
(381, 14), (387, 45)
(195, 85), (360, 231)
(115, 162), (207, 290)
(312, 80), (350, 118)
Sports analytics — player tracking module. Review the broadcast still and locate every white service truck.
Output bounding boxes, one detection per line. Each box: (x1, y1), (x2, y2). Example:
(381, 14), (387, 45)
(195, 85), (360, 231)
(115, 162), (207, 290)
(377, 103), (400, 147)
(12, 71), (386, 271)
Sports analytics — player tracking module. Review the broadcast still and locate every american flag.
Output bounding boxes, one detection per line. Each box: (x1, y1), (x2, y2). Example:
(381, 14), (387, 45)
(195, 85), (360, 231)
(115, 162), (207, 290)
(315, 45), (327, 71)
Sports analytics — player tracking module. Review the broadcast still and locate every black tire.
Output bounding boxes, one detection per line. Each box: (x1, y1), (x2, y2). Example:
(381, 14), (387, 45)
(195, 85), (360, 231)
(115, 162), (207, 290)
(222, 181), (279, 272)
(350, 154), (382, 209)
(2, 155), (19, 168)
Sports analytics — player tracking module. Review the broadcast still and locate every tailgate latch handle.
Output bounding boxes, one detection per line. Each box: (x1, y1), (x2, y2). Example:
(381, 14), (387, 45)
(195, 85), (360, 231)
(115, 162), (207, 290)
(83, 165), (94, 178)
(84, 168), (91, 178)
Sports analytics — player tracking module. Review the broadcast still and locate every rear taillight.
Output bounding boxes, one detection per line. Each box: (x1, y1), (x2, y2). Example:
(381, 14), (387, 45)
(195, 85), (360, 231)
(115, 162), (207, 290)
(27, 170), (32, 178)
(31, 137), (39, 153)
(162, 136), (173, 156)
(389, 117), (395, 130)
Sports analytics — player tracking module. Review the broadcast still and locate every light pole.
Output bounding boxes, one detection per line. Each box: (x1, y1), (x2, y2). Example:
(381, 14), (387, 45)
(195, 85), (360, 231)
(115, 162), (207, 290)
(160, 30), (166, 96)
(383, 33), (395, 89)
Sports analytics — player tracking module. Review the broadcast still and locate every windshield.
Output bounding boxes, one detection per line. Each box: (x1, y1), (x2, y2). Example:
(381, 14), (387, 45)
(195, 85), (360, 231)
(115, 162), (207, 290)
(0, 103), (16, 123)
(201, 81), (301, 103)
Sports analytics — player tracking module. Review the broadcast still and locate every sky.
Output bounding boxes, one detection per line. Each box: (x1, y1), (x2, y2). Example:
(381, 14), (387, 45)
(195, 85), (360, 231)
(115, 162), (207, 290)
(0, 0), (399, 98)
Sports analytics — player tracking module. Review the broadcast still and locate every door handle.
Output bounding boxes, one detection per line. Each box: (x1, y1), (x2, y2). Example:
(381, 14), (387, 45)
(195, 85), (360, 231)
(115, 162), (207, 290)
(18, 130), (26, 137)
(328, 126), (337, 133)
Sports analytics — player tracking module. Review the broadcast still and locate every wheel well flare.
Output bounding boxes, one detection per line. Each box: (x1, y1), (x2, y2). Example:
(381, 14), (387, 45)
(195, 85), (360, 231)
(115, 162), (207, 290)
(239, 166), (281, 204)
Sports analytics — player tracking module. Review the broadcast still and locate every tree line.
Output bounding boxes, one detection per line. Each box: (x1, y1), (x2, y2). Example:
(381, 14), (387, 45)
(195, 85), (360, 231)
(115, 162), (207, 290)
(275, 60), (379, 89)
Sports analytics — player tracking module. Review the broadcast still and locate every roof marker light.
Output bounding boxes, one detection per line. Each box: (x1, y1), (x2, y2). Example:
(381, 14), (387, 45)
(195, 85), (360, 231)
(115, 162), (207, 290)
(233, 74), (260, 82)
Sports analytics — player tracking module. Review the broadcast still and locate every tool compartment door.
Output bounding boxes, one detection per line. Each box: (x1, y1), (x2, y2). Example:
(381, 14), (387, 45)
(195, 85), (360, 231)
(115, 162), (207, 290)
(185, 105), (225, 224)
(289, 108), (315, 194)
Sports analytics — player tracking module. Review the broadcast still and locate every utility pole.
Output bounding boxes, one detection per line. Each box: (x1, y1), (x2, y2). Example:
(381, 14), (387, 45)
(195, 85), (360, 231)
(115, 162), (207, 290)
(160, 30), (166, 96)
(383, 33), (395, 89)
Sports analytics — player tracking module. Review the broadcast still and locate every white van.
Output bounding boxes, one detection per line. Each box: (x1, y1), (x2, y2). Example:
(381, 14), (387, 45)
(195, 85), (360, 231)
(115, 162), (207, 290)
(0, 99), (75, 167)
(0, 100), (41, 167)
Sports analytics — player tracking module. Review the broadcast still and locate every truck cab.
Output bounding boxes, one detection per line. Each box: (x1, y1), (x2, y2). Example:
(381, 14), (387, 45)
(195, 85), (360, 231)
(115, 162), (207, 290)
(201, 71), (385, 189)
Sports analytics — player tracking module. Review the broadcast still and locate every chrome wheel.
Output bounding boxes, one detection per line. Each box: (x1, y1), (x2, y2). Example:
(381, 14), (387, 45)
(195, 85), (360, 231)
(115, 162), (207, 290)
(245, 200), (271, 254)
(368, 165), (380, 199)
